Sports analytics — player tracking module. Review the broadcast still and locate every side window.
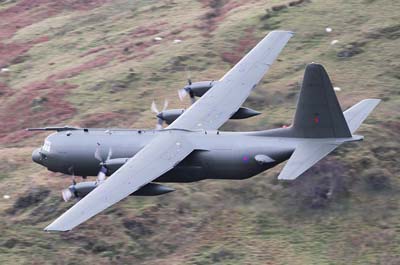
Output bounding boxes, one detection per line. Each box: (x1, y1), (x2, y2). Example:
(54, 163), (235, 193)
(42, 141), (51, 152)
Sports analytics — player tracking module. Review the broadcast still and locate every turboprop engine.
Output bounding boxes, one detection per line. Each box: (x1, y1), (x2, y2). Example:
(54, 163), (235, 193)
(151, 79), (261, 128)
(156, 109), (185, 125)
(101, 158), (129, 172)
(178, 80), (217, 103)
(155, 106), (261, 126)
(62, 182), (175, 202)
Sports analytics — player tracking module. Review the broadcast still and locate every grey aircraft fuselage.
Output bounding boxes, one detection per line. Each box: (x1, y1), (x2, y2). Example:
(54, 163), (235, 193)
(32, 128), (295, 182)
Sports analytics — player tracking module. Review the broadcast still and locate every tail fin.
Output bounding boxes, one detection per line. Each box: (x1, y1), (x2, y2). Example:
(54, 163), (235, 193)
(291, 63), (351, 138)
(343, 99), (381, 133)
(277, 64), (381, 180)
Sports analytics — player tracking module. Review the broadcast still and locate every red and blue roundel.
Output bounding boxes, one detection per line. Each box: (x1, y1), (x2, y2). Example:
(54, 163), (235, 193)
(313, 113), (320, 124)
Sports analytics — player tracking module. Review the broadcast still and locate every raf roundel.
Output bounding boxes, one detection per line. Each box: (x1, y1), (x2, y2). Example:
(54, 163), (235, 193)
(313, 114), (320, 124)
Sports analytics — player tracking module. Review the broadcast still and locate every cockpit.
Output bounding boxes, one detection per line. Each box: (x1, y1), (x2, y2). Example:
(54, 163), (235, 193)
(42, 140), (51, 153)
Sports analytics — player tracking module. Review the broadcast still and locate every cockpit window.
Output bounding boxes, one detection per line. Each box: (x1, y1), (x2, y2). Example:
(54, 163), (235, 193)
(42, 140), (51, 152)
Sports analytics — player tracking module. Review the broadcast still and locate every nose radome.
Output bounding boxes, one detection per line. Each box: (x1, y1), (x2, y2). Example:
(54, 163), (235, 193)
(32, 148), (42, 164)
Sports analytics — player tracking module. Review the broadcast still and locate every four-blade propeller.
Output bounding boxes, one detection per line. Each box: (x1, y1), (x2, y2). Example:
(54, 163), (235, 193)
(151, 99), (169, 129)
(178, 79), (196, 103)
(94, 143), (112, 184)
(62, 143), (112, 202)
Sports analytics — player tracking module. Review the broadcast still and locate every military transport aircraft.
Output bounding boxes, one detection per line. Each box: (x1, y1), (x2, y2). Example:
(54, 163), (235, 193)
(28, 31), (380, 231)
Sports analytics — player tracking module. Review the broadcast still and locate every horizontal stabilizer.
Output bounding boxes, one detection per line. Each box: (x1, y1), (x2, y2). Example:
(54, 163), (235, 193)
(277, 141), (340, 180)
(343, 99), (381, 133)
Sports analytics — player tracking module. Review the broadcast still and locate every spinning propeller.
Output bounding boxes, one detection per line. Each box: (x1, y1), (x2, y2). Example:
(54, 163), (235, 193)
(151, 99), (169, 129)
(178, 78), (196, 104)
(61, 167), (76, 202)
(62, 187), (75, 202)
(94, 143), (112, 184)
(61, 143), (112, 202)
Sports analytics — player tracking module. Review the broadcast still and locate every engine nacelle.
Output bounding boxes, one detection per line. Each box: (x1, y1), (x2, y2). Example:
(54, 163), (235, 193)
(131, 183), (175, 196)
(63, 181), (96, 201)
(157, 106), (260, 125)
(184, 80), (218, 97)
(101, 158), (129, 172)
(62, 182), (174, 201)
(157, 109), (185, 125)
(230, 107), (261, 119)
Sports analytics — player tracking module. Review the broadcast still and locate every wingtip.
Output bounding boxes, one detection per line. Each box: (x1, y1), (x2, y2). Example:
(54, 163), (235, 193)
(357, 98), (381, 111)
(365, 98), (381, 104)
(270, 30), (295, 35)
(365, 98), (382, 108)
(44, 227), (70, 232)
(277, 174), (296, 181)
(44, 221), (71, 232)
(277, 168), (296, 180)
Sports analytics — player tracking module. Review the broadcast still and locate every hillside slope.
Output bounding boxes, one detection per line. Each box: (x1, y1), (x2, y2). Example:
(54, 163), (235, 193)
(0, 0), (399, 264)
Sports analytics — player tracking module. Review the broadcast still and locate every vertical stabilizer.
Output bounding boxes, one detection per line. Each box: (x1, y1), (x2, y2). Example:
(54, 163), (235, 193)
(274, 64), (380, 180)
(291, 63), (351, 138)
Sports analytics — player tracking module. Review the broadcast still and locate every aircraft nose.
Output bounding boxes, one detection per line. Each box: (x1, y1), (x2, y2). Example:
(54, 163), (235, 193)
(32, 148), (42, 164)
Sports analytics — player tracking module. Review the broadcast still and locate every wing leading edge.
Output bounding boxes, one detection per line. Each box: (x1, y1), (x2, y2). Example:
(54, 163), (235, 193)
(45, 132), (194, 231)
(168, 30), (293, 131)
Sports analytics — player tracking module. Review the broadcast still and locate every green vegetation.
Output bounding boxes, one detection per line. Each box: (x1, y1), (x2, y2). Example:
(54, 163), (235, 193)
(0, 0), (399, 264)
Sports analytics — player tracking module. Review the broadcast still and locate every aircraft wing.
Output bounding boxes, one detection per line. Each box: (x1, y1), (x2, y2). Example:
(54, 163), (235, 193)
(45, 132), (194, 231)
(168, 30), (293, 131)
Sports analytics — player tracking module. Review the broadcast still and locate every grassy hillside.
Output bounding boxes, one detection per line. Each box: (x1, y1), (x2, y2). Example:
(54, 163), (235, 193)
(0, 0), (399, 264)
